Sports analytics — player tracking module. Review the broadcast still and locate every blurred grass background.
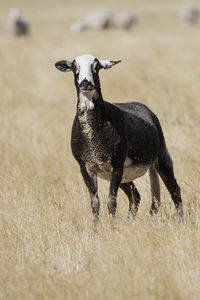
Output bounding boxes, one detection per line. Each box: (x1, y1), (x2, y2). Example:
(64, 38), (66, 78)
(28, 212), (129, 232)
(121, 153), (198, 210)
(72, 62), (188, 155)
(0, 0), (200, 299)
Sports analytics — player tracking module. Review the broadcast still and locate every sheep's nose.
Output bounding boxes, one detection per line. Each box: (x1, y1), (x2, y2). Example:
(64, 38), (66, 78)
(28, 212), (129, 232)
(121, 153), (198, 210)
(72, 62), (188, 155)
(79, 79), (94, 91)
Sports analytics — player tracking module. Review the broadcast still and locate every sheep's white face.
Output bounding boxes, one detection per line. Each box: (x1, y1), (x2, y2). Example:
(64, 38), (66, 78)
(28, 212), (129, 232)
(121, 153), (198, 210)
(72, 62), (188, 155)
(74, 55), (97, 90)
(55, 54), (121, 95)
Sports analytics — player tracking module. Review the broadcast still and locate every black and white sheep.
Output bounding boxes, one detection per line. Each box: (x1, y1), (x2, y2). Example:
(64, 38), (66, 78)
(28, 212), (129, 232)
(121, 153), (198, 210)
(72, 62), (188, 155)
(55, 54), (183, 220)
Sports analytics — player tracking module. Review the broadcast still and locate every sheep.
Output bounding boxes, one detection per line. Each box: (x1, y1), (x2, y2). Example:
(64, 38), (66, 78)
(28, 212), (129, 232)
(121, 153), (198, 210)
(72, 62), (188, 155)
(83, 8), (111, 30)
(179, 4), (199, 25)
(7, 8), (29, 36)
(69, 9), (137, 34)
(112, 11), (137, 29)
(70, 9), (111, 34)
(55, 54), (183, 221)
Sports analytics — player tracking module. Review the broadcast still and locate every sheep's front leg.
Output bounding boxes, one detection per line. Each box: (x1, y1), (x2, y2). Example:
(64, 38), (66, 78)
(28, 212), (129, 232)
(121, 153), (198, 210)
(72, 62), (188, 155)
(79, 164), (100, 219)
(108, 165), (123, 216)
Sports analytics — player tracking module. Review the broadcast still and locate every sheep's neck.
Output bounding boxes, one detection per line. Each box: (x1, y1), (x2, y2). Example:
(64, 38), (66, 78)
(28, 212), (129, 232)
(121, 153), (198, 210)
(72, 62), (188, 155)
(77, 87), (103, 111)
(78, 91), (96, 112)
(77, 90), (105, 127)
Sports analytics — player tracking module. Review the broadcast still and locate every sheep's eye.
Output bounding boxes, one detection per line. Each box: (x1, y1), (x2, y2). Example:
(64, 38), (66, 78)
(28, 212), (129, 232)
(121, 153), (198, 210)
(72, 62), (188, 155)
(74, 63), (80, 74)
(92, 61), (98, 73)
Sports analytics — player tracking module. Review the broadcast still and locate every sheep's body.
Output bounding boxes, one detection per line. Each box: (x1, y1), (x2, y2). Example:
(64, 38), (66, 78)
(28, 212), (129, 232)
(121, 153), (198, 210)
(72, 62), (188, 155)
(72, 101), (160, 183)
(83, 9), (111, 30)
(70, 9), (111, 33)
(55, 54), (183, 220)
(112, 11), (136, 29)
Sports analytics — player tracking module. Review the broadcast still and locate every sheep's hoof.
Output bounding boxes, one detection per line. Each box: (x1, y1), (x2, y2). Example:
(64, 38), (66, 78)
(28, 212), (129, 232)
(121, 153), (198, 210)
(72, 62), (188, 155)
(177, 204), (184, 221)
(149, 207), (159, 216)
(107, 197), (117, 216)
(128, 209), (137, 219)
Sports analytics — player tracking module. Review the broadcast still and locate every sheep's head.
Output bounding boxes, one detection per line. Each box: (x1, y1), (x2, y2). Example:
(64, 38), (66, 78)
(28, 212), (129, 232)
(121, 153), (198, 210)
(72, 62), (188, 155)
(9, 8), (21, 21)
(55, 54), (121, 96)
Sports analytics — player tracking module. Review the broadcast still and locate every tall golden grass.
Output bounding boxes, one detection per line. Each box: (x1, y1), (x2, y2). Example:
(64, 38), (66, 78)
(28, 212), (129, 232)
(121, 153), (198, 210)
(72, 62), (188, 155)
(0, 0), (200, 299)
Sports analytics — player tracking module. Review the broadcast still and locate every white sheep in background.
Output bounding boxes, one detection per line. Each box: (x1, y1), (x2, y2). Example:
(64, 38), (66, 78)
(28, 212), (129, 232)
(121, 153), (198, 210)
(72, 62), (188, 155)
(70, 8), (112, 34)
(112, 11), (137, 29)
(7, 8), (29, 36)
(84, 8), (112, 30)
(179, 3), (199, 25)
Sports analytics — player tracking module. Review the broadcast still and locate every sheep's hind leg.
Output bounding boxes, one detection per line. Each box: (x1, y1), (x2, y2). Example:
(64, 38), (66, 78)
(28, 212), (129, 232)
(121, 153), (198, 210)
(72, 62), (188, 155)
(156, 149), (183, 218)
(120, 182), (140, 217)
(149, 166), (161, 215)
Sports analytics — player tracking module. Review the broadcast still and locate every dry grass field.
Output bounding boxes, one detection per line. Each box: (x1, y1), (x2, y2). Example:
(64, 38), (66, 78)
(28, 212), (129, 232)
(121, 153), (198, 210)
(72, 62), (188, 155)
(0, 0), (200, 299)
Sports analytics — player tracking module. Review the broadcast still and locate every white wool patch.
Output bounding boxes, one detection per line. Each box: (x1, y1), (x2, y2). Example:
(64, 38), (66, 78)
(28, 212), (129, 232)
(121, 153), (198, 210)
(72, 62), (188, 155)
(75, 54), (96, 84)
(79, 92), (95, 111)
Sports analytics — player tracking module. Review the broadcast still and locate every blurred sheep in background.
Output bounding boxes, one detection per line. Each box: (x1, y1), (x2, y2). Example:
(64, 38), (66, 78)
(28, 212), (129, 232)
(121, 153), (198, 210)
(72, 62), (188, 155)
(83, 8), (112, 30)
(70, 8), (136, 34)
(112, 11), (137, 29)
(179, 3), (199, 25)
(70, 8), (112, 34)
(7, 8), (29, 36)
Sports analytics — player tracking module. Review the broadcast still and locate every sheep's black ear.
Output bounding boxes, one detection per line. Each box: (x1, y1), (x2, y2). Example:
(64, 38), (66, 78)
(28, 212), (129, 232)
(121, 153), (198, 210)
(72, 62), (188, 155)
(99, 59), (121, 69)
(55, 60), (73, 72)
